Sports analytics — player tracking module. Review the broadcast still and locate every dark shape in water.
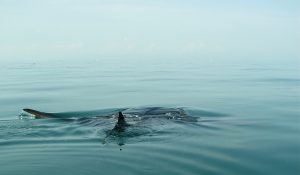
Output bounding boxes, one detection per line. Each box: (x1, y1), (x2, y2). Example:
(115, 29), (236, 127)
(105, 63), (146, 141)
(23, 108), (53, 119)
(22, 107), (198, 146)
(23, 107), (197, 122)
(113, 112), (130, 132)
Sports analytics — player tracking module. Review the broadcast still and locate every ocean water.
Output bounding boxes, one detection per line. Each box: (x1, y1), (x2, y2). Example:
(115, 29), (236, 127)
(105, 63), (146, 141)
(0, 59), (299, 175)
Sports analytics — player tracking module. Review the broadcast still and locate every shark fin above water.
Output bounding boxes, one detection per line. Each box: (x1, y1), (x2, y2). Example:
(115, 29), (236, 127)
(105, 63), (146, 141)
(23, 108), (52, 118)
(117, 112), (125, 124)
(23, 108), (128, 127)
(112, 111), (130, 132)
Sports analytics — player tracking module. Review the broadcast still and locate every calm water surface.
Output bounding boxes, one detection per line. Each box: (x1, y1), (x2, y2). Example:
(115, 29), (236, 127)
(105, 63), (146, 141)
(0, 59), (299, 175)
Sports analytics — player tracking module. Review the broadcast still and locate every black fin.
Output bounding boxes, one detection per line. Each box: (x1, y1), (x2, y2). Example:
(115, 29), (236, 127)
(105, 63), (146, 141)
(117, 112), (125, 124)
(23, 108), (49, 118)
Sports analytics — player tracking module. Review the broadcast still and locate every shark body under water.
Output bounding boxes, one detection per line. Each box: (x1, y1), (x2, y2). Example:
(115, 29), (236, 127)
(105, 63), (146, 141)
(22, 107), (198, 142)
(23, 107), (197, 124)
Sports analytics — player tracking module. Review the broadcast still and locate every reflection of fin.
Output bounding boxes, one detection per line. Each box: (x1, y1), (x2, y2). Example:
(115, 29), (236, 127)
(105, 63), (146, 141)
(23, 108), (53, 118)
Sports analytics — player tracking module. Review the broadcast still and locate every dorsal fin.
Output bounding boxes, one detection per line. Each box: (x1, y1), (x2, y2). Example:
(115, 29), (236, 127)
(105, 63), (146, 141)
(117, 112), (125, 124)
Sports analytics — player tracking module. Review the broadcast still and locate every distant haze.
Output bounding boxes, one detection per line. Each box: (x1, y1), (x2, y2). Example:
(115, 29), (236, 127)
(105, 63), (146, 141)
(0, 0), (299, 64)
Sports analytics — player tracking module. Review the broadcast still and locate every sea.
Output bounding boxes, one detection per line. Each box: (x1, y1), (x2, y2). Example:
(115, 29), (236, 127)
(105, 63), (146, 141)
(0, 58), (299, 175)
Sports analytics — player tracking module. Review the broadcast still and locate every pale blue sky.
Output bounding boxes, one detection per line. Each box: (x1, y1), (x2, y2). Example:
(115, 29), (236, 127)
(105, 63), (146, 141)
(0, 0), (299, 63)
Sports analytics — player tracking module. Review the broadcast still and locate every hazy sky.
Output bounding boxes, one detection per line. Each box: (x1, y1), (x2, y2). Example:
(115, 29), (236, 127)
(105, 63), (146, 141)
(0, 0), (299, 63)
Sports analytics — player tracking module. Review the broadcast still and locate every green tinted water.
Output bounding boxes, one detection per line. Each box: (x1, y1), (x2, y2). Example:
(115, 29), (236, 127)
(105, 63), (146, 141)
(0, 59), (299, 175)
